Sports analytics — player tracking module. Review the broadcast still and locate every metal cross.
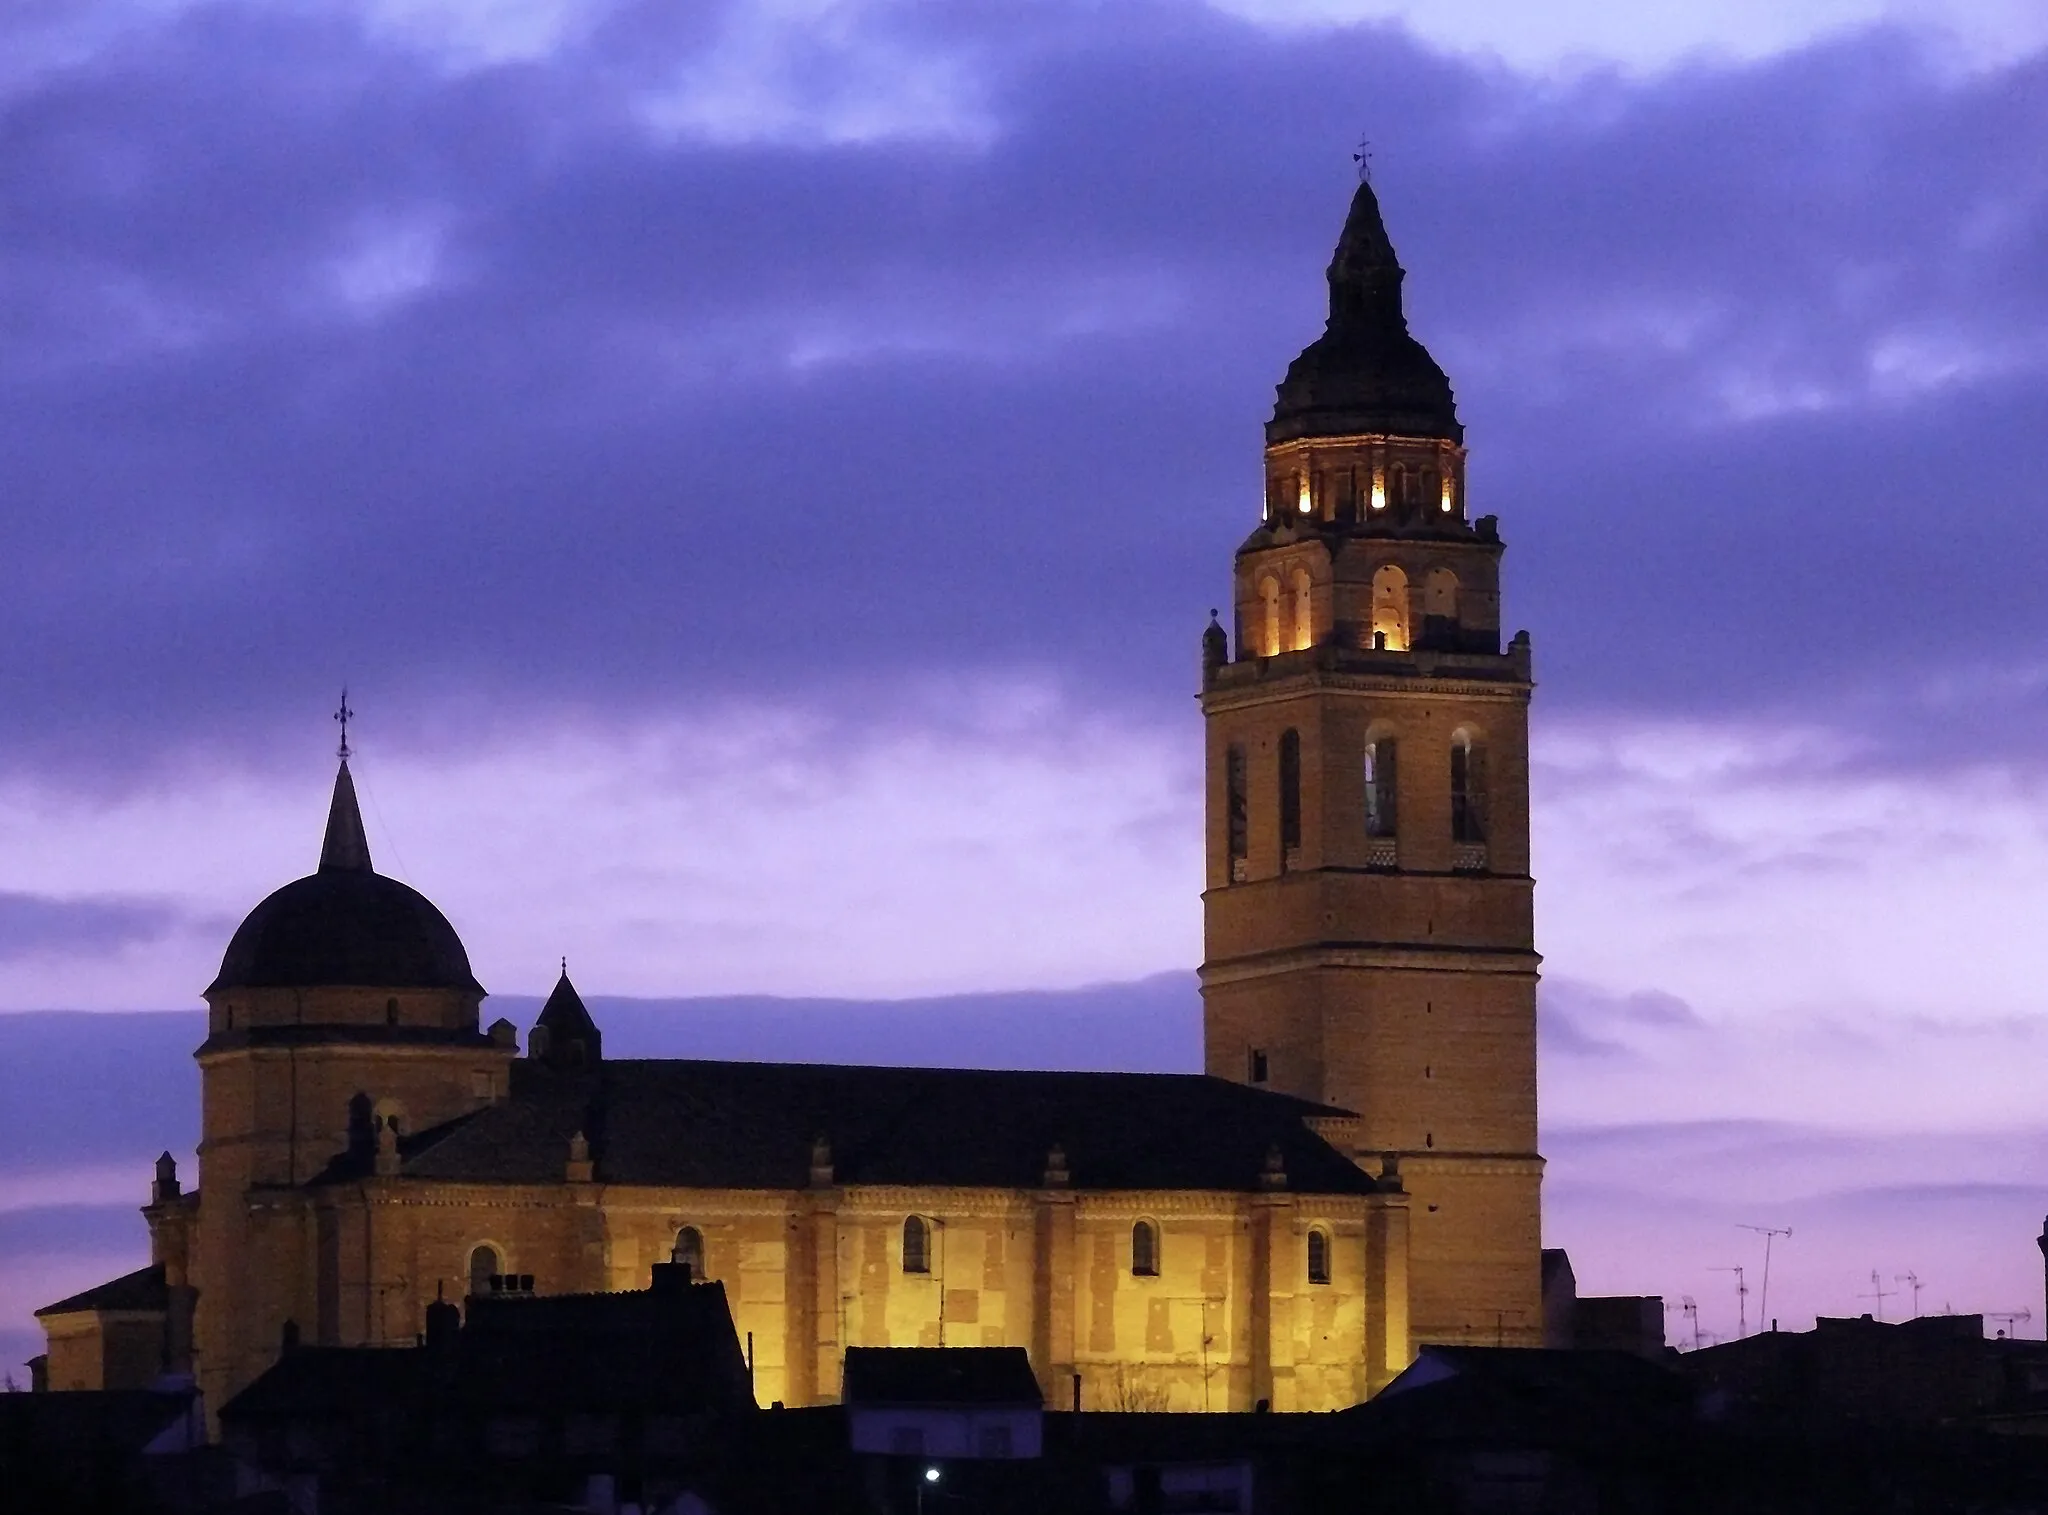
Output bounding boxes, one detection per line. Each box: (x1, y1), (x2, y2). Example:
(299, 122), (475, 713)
(1352, 136), (1373, 184)
(333, 688), (354, 761)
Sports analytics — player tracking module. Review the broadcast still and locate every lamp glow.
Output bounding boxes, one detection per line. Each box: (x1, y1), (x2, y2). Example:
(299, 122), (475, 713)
(1440, 478), (1454, 513)
(925, 1467), (941, 1483)
(1370, 473), (1386, 512)
(1296, 477), (1311, 515)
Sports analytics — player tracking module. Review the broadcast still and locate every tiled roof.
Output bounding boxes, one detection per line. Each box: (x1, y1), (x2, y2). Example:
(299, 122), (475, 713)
(322, 1059), (1381, 1195)
(36, 1264), (168, 1318)
(843, 1347), (1043, 1408)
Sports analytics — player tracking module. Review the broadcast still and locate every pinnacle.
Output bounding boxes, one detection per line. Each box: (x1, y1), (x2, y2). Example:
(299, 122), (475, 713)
(318, 761), (374, 873)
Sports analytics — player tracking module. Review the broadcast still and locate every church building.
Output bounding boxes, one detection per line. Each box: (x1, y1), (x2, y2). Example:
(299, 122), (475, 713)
(36, 176), (1542, 1419)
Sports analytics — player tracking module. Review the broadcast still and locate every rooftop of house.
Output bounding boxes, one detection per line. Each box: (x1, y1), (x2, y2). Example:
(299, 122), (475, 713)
(842, 1347), (1044, 1409)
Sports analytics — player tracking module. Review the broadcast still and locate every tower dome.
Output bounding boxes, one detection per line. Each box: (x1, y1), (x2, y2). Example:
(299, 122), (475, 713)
(206, 762), (482, 995)
(1268, 177), (1461, 445)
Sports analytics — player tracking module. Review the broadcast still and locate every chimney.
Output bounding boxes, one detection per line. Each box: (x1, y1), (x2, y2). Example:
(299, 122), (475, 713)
(1260, 1143), (1288, 1191)
(1043, 1143), (1070, 1189)
(809, 1135), (834, 1189)
(424, 1296), (461, 1355)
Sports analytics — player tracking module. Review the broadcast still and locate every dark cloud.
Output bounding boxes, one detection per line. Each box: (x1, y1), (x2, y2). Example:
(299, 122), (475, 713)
(0, 893), (190, 963)
(1, 2), (2044, 782)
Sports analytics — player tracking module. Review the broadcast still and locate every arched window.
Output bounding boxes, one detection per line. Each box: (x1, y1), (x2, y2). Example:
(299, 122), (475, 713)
(1370, 565), (1409, 652)
(1259, 577), (1281, 657)
(1451, 733), (1485, 844)
(1389, 462), (1409, 510)
(1307, 1228), (1331, 1285)
(1364, 739), (1397, 839)
(902, 1216), (931, 1275)
(1132, 1221), (1160, 1277)
(1278, 729), (1302, 858)
(1290, 569), (1314, 651)
(1225, 745), (1248, 879)
(672, 1226), (705, 1279)
(468, 1245), (500, 1298)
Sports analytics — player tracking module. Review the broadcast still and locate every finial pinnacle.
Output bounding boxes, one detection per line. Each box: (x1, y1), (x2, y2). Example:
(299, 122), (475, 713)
(561, 955), (568, 977)
(1352, 134), (1373, 184)
(333, 688), (354, 762)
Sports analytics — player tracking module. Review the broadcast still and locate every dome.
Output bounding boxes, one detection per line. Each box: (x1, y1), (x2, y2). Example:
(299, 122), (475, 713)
(1268, 178), (1462, 446)
(206, 762), (483, 996)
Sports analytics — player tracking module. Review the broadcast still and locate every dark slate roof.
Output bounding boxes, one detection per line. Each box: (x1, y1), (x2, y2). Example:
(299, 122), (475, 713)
(36, 1263), (168, 1318)
(843, 1347), (1043, 1408)
(208, 762), (482, 995)
(329, 1059), (1379, 1195)
(1269, 178), (1462, 445)
(1337, 1347), (1694, 1447)
(223, 1277), (752, 1424)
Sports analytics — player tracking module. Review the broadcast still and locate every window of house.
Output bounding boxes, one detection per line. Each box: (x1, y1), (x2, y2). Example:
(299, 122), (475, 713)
(1451, 735), (1485, 844)
(1307, 1229), (1331, 1285)
(1365, 739), (1398, 838)
(1132, 1221), (1160, 1278)
(978, 1424), (1013, 1458)
(468, 1245), (500, 1298)
(1226, 745), (1248, 874)
(903, 1216), (931, 1274)
(673, 1226), (705, 1278)
(1279, 729), (1301, 856)
(1248, 1048), (1269, 1084)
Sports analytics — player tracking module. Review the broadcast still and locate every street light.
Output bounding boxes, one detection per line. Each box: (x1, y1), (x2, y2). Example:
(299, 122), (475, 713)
(917, 1464), (941, 1514)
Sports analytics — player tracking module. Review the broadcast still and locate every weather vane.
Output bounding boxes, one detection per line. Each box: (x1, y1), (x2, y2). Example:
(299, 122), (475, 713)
(1353, 135), (1373, 184)
(333, 687), (354, 762)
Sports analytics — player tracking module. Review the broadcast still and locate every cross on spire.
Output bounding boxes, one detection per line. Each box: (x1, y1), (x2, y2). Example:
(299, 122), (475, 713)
(333, 688), (354, 762)
(1352, 135), (1373, 184)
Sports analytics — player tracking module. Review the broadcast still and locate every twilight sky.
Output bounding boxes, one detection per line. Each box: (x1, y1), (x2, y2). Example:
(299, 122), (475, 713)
(4, 0), (2048, 1364)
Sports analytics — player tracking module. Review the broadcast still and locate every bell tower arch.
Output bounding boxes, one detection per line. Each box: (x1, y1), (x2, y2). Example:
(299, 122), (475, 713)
(1200, 179), (1542, 1348)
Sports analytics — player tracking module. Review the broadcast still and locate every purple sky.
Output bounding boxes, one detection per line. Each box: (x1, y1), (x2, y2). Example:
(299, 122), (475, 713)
(4, 0), (2048, 1365)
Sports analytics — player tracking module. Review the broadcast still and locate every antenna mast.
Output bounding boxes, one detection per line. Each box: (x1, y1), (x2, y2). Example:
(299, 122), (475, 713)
(1738, 1224), (1793, 1327)
(1896, 1272), (1924, 1319)
(1680, 1295), (1701, 1352)
(1990, 1309), (2034, 1339)
(1710, 1266), (1750, 1339)
(1857, 1270), (1896, 1322)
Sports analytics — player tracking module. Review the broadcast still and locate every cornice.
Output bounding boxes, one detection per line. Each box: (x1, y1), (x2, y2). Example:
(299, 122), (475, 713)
(1200, 943), (1542, 985)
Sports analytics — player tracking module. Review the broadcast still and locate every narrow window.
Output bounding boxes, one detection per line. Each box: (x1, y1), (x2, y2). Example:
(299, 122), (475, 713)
(1451, 736), (1485, 844)
(385, 997), (399, 1026)
(1260, 577), (1281, 657)
(1365, 739), (1398, 838)
(673, 1226), (705, 1279)
(1278, 730), (1301, 856)
(1307, 1229), (1331, 1285)
(1390, 462), (1409, 510)
(1291, 569), (1314, 651)
(1132, 1221), (1160, 1277)
(1226, 745), (1248, 876)
(468, 1245), (500, 1298)
(1248, 1048), (1269, 1084)
(902, 1215), (931, 1274)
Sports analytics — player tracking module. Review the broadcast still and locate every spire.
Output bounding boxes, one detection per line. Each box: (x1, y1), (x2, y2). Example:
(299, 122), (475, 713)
(533, 966), (602, 1067)
(1268, 178), (1461, 446)
(318, 760), (374, 873)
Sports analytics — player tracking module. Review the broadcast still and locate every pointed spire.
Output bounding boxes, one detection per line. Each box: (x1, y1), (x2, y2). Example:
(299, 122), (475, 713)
(319, 761), (374, 873)
(1325, 178), (1405, 331)
(534, 965), (602, 1066)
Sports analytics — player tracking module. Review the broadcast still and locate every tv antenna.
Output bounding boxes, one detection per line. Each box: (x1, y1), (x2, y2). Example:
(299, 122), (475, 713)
(1679, 1295), (1702, 1351)
(1990, 1309), (2033, 1340)
(1710, 1265), (1750, 1339)
(1352, 135), (1373, 184)
(1738, 1224), (1792, 1327)
(1857, 1270), (1895, 1322)
(1896, 1272), (1924, 1319)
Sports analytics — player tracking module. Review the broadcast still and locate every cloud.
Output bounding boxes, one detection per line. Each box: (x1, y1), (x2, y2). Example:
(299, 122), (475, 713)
(0, 1), (2042, 790)
(0, 891), (190, 962)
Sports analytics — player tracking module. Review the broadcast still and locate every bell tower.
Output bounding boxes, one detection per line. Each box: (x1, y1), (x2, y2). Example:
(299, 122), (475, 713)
(1200, 179), (1542, 1348)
